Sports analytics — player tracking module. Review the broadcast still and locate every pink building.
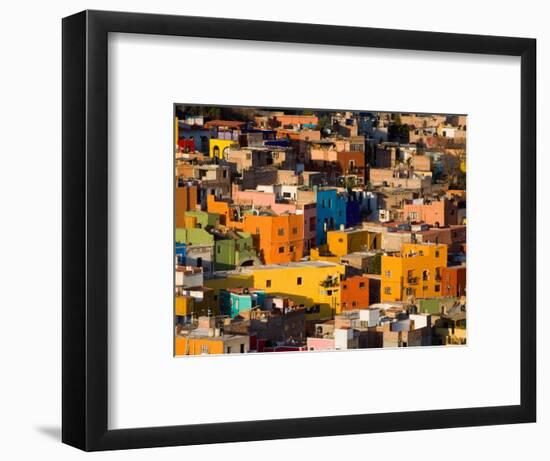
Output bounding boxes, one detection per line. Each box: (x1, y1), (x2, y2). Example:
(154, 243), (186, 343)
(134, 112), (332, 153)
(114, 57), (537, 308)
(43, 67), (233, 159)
(403, 198), (459, 227)
(306, 337), (335, 351)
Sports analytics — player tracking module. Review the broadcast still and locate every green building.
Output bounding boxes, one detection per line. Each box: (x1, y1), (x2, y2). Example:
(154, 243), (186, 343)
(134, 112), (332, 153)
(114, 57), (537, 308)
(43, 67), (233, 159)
(184, 210), (220, 229)
(214, 231), (259, 271)
(417, 297), (459, 315)
(175, 227), (214, 245)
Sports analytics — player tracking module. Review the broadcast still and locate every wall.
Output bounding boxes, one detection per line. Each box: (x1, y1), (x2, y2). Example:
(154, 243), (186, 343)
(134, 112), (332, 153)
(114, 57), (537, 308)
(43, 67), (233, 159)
(0, 1), (547, 461)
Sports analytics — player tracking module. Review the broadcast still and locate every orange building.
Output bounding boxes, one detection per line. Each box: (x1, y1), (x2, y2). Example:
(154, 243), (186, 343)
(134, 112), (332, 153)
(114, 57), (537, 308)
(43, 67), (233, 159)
(274, 114), (318, 127)
(206, 195), (243, 229)
(440, 266), (466, 297)
(175, 317), (249, 356)
(242, 213), (304, 265)
(403, 198), (458, 227)
(174, 334), (249, 356)
(335, 151), (366, 177)
(340, 275), (370, 311)
(175, 183), (198, 228)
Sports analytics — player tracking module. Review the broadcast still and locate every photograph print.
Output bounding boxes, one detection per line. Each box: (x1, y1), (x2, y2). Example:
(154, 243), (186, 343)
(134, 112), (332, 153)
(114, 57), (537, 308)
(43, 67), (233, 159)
(174, 105), (467, 356)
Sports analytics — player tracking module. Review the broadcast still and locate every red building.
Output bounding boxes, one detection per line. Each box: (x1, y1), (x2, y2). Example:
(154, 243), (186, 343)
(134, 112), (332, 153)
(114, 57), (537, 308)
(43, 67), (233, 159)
(441, 266), (466, 297)
(177, 138), (195, 152)
(340, 275), (370, 311)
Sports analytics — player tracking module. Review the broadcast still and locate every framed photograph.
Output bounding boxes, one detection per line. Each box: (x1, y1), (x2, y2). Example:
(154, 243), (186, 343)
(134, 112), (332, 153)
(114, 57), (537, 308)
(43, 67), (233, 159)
(62, 10), (536, 451)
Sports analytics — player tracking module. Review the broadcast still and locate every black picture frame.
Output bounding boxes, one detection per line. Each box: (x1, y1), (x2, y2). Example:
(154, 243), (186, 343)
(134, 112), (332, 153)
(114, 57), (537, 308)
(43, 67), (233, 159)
(62, 9), (537, 451)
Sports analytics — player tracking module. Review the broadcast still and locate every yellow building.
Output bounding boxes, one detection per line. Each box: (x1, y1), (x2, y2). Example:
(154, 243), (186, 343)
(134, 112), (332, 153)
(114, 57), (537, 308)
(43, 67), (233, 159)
(309, 247), (340, 263)
(204, 271), (253, 312)
(243, 261), (346, 320)
(381, 243), (448, 302)
(175, 288), (218, 319)
(326, 228), (380, 257)
(209, 138), (239, 159)
(175, 295), (194, 317)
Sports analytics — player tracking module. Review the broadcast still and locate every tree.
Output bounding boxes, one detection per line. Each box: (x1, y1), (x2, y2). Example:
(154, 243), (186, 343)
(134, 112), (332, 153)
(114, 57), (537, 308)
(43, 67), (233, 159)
(316, 114), (331, 133)
(368, 252), (382, 275)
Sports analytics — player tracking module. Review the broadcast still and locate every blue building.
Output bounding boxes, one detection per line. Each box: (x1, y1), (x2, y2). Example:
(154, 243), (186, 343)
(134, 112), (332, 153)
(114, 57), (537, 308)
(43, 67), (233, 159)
(178, 122), (211, 154)
(345, 194), (361, 227)
(220, 288), (266, 318)
(315, 188), (346, 246)
(175, 243), (187, 265)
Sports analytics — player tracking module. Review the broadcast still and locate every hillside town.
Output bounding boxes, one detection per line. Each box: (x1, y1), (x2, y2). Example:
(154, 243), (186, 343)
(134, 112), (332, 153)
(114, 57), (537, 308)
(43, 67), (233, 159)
(174, 106), (467, 356)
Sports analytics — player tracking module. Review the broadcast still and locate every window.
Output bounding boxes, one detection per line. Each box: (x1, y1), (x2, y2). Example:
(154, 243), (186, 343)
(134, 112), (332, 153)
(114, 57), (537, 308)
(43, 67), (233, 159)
(435, 284), (441, 292)
(342, 302), (347, 308)
(277, 228), (285, 236)
(297, 277), (302, 285)
(384, 287), (392, 294)
(343, 284), (347, 290)
(292, 227), (298, 235)
(289, 245), (294, 252)
(217, 246), (221, 254)
(338, 238), (344, 243)
(222, 170), (227, 178)
(359, 282), (365, 289)
(405, 287), (414, 296)
(201, 345), (209, 354)
(266, 280), (271, 288)
(326, 290), (332, 295)
(309, 217), (316, 232)
(435, 250), (440, 258)
(385, 270), (392, 278)
(278, 246), (285, 253)
(422, 270), (429, 281)
(352, 301), (357, 307)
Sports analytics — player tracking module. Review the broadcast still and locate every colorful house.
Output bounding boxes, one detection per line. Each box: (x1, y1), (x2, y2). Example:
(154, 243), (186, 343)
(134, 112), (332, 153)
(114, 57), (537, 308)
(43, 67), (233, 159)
(345, 195), (361, 227)
(340, 275), (371, 311)
(220, 288), (266, 318)
(403, 198), (459, 227)
(209, 138), (239, 159)
(381, 243), (448, 301)
(326, 228), (380, 257)
(214, 231), (259, 271)
(242, 213), (304, 265)
(440, 265), (466, 297)
(184, 210), (220, 229)
(242, 261), (346, 320)
(175, 331), (249, 356)
(316, 188), (346, 245)
(175, 183), (198, 228)
(175, 227), (214, 246)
